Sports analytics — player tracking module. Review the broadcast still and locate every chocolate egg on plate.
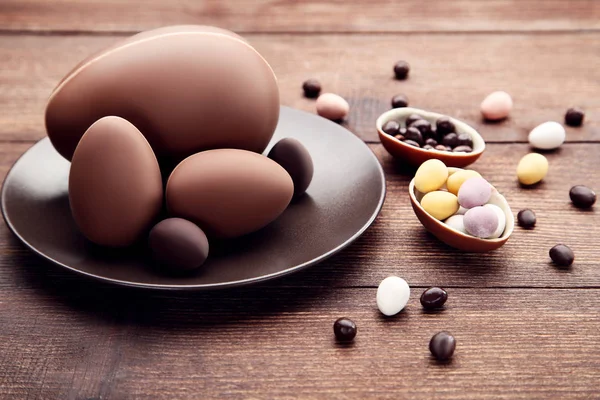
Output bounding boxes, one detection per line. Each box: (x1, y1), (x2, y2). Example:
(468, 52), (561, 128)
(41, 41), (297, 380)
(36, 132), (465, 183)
(149, 218), (210, 272)
(69, 116), (163, 247)
(267, 138), (314, 197)
(46, 25), (279, 161)
(166, 149), (294, 238)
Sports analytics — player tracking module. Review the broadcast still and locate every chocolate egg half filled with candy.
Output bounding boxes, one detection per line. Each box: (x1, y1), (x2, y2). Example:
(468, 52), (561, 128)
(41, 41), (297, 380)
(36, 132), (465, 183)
(46, 25), (279, 161)
(166, 149), (294, 238)
(69, 116), (163, 247)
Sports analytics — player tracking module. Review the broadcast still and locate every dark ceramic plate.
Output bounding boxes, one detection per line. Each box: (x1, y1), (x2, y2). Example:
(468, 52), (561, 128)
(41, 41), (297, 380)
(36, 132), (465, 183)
(1, 107), (385, 290)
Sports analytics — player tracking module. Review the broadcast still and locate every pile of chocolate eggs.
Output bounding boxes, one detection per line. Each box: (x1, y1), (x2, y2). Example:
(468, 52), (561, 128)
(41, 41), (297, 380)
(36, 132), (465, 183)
(46, 26), (313, 272)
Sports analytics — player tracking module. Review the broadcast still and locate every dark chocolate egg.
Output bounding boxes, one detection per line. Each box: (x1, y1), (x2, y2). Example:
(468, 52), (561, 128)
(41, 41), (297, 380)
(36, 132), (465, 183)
(69, 116), (163, 247)
(166, 149), (294, 238)
(149, 218), (209, 272)
(268, 138), (313, 197)
(46, 25), (279, 161)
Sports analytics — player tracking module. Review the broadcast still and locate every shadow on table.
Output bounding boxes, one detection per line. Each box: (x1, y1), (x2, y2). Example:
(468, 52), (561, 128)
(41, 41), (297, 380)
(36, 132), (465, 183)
(5, 231), (369, 330)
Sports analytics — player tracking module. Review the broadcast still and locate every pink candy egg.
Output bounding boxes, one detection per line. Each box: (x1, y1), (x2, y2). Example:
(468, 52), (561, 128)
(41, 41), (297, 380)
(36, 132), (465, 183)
(458, 177), (492, 209)
(480, 91), (513, 121)
(316, 93), (349, 121)
(464, 206), (499, 239)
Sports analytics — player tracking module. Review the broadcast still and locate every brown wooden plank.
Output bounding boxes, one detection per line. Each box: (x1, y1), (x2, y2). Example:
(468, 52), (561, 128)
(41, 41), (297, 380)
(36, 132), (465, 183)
(0, 284), (598, 399)
(1, 0), (599, 33)
(1, 33), (599, 143)
(1, 142), (598, 289)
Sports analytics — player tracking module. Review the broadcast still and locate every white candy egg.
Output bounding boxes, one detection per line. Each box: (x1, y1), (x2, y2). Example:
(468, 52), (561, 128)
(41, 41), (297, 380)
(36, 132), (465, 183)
(528, 121), (566, 150)
(376, 276), (410, 316)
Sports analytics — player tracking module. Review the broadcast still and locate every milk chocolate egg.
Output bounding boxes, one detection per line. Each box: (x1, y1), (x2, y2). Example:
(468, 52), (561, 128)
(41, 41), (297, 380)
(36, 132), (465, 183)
(166, 149), (294, 238)
(267, 138), (313, 197)
(46, 26), (279, 161)
(149, 218), (209, 272)
(69, 116), (163, 247)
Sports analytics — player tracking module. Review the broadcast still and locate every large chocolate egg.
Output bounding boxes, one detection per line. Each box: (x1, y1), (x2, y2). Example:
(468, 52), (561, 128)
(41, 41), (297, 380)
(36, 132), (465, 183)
(46, 25), (279, 161)
(69, 116), (163, 247)
(166, 149), (294, 238)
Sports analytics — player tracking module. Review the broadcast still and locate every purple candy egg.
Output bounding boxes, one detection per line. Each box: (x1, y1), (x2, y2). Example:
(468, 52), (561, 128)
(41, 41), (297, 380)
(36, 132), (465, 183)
(464, 206), (499, 239)
(458, 177), (492, 209)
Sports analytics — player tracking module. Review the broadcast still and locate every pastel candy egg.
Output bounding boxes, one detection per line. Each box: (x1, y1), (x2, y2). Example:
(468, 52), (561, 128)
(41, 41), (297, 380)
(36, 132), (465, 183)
(483, 204), (506, 239)
(457, 177), (492, 208)
(480, 91), (513, 121)
(444, 214), (467, 235)
(528, 121), (565, 150)
(446, 169), (482, 195)
(316, 93), (349, 121)
(456, 206), (469, 215)
(517, 153), (548, 185)
(421, 191), (459, 220)
(464, 206), (499, 239)
(377, 276), (410, 316)
(414, 159), (449, 194)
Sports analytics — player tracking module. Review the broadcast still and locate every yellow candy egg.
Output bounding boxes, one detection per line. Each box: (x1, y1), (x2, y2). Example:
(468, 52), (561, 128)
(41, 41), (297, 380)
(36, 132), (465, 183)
(517, 153), (548, 185)
(421, 191), (460, 220)
(446, 169), (482, 195)
(414, 159), (448, 194)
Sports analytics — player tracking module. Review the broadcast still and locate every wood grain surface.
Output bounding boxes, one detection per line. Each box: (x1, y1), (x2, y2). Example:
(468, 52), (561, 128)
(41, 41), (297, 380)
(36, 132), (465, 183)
(1, 1), (599, 399)
(1, 0), (599, 33)
(1, 33), (599, 144)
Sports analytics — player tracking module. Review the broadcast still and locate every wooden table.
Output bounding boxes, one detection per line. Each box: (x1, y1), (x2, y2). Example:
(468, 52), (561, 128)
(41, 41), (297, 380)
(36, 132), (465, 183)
(1, 1), (599, 399)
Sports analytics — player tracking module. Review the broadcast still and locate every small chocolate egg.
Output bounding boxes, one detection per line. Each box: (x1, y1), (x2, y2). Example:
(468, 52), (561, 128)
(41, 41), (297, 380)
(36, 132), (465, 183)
(267, 138), (313, 197)
(149, 218), (209, 271)
(46, 26), (279, 161)
(166, 149), (294, 238)
(69, 116), (163, 247)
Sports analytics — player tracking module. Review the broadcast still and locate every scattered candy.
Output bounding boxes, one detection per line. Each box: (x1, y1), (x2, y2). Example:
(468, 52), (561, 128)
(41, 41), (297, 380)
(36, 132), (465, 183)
(421, 191), (460, 221)
(517, 209), (536, 228)
(429, 332), (456, 361)
(382, 120), (400, 136)
(447, 169), (481, 195)
(436, 117), (455, 136)
(464, 206), (499, 238)
(483, 204), (506, 239)
(393, 60), (410, 80)
(414, 159), (449, 194)
(420, 287), (448, 310)
(411, 119), (433, 138)
(316, 93), (349, 121)
(405, 126), (424, 145)
(458, 177), (492, 209)
(550, 244), (574, 267)
(569, 185), (596, 208)
(406, 113), (422, 127)
(444, 214), (467, 234)
(517, 153), (548, 185)
(480, 91), (512, 121)
(333, 318), (357, 342)
(377, 276), (410, 316)
(391, 94), (409, 108)
(565, 107), (584, 127)
(302, 79), (322, 98)
(528, 121), (565, 150)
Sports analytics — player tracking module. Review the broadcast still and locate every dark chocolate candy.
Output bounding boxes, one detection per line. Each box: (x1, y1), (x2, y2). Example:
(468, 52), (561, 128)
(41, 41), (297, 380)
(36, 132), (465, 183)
(149, 218), (209, 271)
(268, 138), (314, 197)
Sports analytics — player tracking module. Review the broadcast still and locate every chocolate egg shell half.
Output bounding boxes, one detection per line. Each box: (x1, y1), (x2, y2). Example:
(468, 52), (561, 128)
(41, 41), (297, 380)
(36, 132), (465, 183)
(46, 26), (279, 161)
(149, 218), (209, 272)
(268, 138), (314, 197)
(69, 116), (163, 247)
(166, 149), (294, 238)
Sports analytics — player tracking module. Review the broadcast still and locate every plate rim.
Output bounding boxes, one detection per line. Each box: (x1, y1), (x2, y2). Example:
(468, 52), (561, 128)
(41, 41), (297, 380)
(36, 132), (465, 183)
(1, 107), (386, 290)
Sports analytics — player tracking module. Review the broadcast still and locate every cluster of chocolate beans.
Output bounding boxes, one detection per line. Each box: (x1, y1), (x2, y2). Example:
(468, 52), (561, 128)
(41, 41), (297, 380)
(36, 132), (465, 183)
(382, 114), (474, 153)
(415, 159), (507, 239)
